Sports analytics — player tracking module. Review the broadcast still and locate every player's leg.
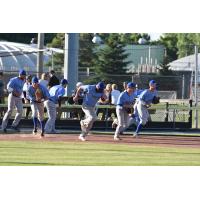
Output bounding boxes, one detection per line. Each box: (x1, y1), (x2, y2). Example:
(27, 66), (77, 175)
(44, 100), (55, 133)
(31, 103), (38, 134)
(79, 107), (88, 141)
(114, 107), (125, 140)
(134, 102), (148, 136)
(37, 102), (45, 137)
(11, 96), (23, 131)
(84, 106), (97, 132)
(1, 94), (15, 132)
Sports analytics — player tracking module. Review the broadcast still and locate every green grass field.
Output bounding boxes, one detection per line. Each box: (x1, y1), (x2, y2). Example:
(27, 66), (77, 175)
(0, 141), (200, 166)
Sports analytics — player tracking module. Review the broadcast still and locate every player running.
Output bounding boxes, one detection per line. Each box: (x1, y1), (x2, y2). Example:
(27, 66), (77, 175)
(44, 79), (68, 134)
(114, 82), (137, 141)
(133, 80), (159, 137)
(1, 69), (26, 132)
(73, 82), (106, 141)
(28, 76), (50, 137)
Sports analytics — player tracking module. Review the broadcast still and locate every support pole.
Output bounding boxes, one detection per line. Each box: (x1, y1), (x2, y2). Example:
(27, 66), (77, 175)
(37, 33), (44, 78)
(64, 33), (79, 96)
(194, 45), (198, 129)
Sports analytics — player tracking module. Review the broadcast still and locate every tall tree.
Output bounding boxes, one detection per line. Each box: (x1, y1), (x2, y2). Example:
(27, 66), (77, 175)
(158, 33), (178, 62)
(79, 33), (96, 69)
(46, 33), (65, 71)
(93, 33), (130, 83)
(177, 33), (200, 58)
(0, 33), (56, 44)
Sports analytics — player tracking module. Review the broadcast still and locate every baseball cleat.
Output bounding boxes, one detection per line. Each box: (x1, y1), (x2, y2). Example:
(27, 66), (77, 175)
(40, 133), (45, 138)
(133, 133), (138, 138)
(114, 136), (121, 141)
(32, 129), (37, 135)
(79, 135), (86, 141)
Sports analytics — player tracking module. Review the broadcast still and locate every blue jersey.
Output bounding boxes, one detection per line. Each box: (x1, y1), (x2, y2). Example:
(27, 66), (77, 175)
(138, 89), (158, 105)
(7, 77), (25, 95)
(81, 85), (103, 107)
(28, 84), (50, 103)
(49, 85), (66, 104)
(117, 91), (137, 108)
(134, 89), (144, 97)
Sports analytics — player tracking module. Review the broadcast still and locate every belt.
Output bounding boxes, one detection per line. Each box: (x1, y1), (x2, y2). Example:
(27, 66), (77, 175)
(10, 93), (20, 98)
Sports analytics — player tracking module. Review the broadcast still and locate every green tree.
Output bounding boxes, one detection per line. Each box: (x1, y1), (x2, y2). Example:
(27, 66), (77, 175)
(46, 33), (65, 72)
(158, 33), (178, 62)
(0, 33), (56, 44)
(158, 56), (173, 75)
(79, 33), (97, 69)
(92, 33), (131, 83)
(177, 33), (200, 58)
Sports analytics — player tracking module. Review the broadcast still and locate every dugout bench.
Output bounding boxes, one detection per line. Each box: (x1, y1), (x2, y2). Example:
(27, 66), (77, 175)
(0, 99), (193, 130)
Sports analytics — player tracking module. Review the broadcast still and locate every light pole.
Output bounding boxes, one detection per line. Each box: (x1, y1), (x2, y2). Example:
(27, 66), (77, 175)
(194, 45), (198, 129)
(37, 33), (44, 78)
(64, 33), (79, 96)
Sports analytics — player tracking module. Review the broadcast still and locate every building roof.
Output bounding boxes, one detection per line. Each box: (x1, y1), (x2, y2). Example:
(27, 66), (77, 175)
(169, 53), (200, 71)
(0, 41), (51, 72)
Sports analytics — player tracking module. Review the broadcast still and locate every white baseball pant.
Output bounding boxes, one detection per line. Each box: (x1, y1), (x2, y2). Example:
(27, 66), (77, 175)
(80, 104), (98, 136)
(31, 102), (44, 121)
(1, 93), (23, 129)
(44, 100), (56, 133)
(136, 101), (150, 125)
(114, 107), (130, 137)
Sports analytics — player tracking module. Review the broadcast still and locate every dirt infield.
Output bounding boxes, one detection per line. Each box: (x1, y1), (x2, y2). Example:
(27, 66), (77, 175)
(0, 131), (200, 148)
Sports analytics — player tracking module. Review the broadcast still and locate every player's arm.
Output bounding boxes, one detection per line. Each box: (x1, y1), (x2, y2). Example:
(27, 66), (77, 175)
(27, 87), (36, 102)
(43, 87), (50, 101)
(73, 87), (84, 102)
(57, 88), (66, 107)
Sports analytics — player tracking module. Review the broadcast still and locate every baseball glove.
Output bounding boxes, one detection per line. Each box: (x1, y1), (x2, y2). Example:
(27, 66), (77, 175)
(35, 88), (43, 102)
(152, 96), (160, 104)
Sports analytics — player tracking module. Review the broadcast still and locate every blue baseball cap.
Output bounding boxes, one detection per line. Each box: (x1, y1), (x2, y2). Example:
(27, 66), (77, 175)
(127, 82), (136, 88)
(32, 76), (39, 83)
(96, 82), (105, 90)
(61, 79), (68, 85)
(149, 80), (156, 85)
(19, 69), (26, 76)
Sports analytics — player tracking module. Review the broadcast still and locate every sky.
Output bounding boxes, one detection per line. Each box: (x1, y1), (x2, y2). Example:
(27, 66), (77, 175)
(149, 33), (163, 41)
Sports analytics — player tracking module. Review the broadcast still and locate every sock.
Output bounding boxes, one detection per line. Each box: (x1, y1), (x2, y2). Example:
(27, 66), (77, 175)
(33, 117), (38, 130)
(39, 120), (45, 133)
(136, 123), (143, 134)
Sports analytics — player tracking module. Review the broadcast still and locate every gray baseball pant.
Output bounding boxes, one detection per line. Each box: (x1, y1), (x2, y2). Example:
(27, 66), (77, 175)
(44, 100), (56, 133)
(1, 93), (23, 129)
(136, 101), (149, 125)
(80, 104), (98, 137)
(114, 107), (130, 137)
(31, 102), (44, 121)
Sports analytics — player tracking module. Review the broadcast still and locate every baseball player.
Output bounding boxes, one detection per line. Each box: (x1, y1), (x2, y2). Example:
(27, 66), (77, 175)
(114, 82), (137, 141)
(73, 82), (106, 141)
(44, 79), (68, 133)
(1, 69), (26, 132)
(28, 76), (50, 137)
(133, 80), (158, 137)
(23, 75), (32, 119)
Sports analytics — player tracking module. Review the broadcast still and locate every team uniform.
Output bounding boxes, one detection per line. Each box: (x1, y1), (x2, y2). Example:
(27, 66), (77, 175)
(134, 80), (158, 136)
(114, 82), (137, 140)
(44, 80), (67, 133)
(28, 77), (50, 136)
(1, 70), (26, 132)
(77, 82), (105, 141)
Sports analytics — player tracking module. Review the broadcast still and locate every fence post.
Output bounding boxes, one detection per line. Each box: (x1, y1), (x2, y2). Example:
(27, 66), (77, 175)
(165, 102), (169, 122)
(188, 99), (193, 128)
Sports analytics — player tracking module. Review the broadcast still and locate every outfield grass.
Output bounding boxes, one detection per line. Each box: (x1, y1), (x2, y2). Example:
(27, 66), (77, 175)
(0, 141), (200, 166)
